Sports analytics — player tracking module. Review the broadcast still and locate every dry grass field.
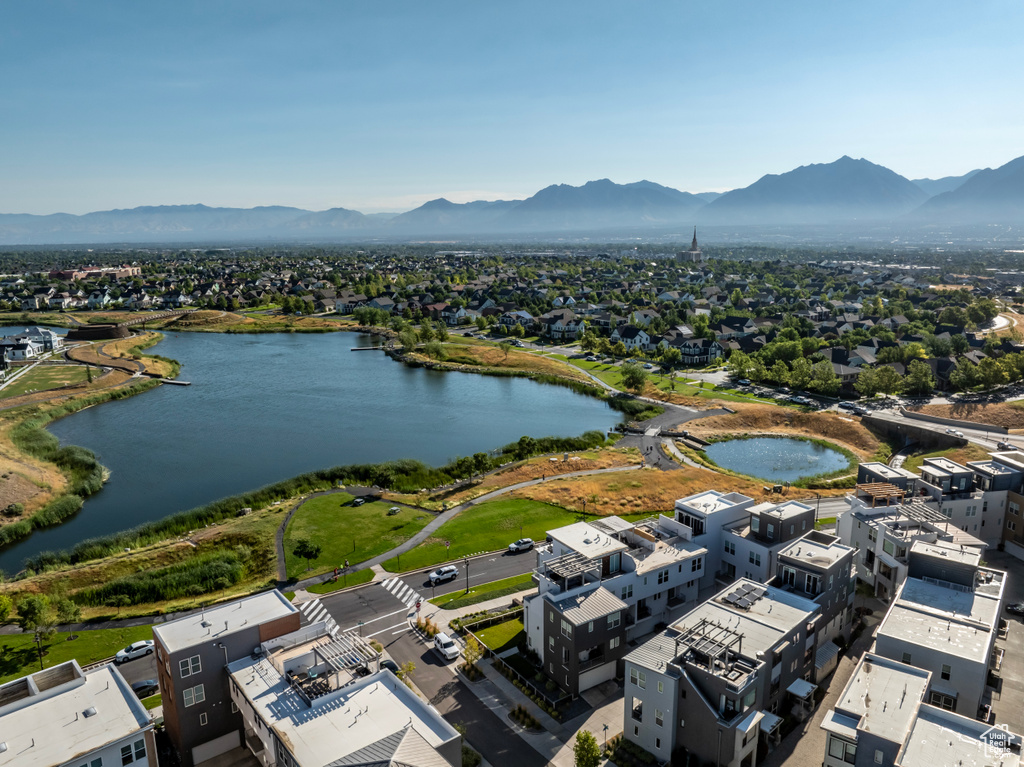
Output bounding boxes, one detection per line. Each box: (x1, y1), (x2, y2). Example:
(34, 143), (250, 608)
(911, 401), (1024, 432)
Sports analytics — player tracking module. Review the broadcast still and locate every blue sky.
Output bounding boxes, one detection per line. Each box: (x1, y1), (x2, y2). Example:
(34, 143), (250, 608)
(2, 1), (1022, 214)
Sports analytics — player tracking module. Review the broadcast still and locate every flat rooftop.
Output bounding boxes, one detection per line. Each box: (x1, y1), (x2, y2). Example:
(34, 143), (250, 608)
(898, 705), (1022, 767)
(967, 460), (1015, 476)
(778, 532), (852, 569)
(876, 577), (1002, 662)
(923, 457), (970, 474)
(549, 521), (628, 560)
(823, 654), (930, 745)
(676, 490), (752, 516)
(228, 656), (457, 767)
(153, 589), (297, 654)
(671, 579), (819, 657)
(910, 539), (981, 567)
(0, 663), (151, 767)
(860, 461), (913, 480)
(750, 500), (814, 520)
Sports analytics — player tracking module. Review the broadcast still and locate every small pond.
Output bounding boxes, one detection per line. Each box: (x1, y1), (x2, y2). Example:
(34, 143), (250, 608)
(703, 436), (850, 483)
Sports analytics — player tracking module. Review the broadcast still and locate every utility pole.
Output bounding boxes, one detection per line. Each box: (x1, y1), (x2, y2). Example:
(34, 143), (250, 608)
(464, 557), (470, 594)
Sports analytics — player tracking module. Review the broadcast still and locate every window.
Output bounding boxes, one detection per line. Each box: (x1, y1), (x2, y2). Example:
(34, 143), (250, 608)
(560, 619), (572, 638)
(724, 540), (736, 555)
(789, 525), (795, 535)
(874, 750), (884, 764)
(1009, 520), (1018, 532)
(656, 738), (661, 749)
(632, 696), (643, 721)
(929, 691), (956, 711)
(806, 574), (820, 594)
(783, 568), (796, 587)
(183, 684), (205, 707)
(749, 551), (761, 566)
(231, 701), (239, 713)
(548, 637), (554, 652)
(119, 737), (147, 764)
(658, 681), (664, 693)
(767, 523), (775, 539)
(941, 664), (951, 681)
(751, 517), (760, 533)
(588, 621), (594, 633)
(630, 669), (647, 688)
(634, 726), (639, 737)
(621, 584), (633, 600)
(199, 712), (208, 726)
(610, 637), (621, 650)
(882, 539), (895, 556)
(658, 569), (669, 585)
(608, 612), (621, 629)
(179, 655), (201, 678)
(901, 652), (911, 665)
(691, 556), (703, 572)
(655, 708), (664, 727)
(828, 737), (857, 764)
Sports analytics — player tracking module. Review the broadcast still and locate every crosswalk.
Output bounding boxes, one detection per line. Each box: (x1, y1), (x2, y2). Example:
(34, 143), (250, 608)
(380, 577), (423, 610)
(299, 598), (339, 636)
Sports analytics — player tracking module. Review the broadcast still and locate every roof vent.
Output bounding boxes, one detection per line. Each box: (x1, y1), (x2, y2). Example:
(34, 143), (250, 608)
(0, 743), (7, 753)
(200, 620), (212, 628)
(83, 706), (97, 718)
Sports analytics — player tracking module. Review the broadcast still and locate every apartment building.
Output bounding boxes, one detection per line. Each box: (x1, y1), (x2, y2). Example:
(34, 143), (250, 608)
(152, 590), (300, 767)
(0, 660), (155, 767)
(524, 516), (707, 695)
(821, 653), (1022, 767)
(838, 496), (986, 600)
(720, 500), (817, 582)
(622, 579), (821, 767)
(673, 490), (756, 585)
(872, 543), (1006, 715)
(227, 623), (460, 767)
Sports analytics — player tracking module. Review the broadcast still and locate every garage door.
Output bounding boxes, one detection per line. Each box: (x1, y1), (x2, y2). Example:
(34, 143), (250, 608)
(1006, 541), (1024, 563)
(579, 661), (616, 693)
(192, 730), (240, 765)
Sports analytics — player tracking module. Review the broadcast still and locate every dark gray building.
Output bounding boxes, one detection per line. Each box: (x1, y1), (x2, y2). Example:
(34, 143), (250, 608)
(153, 590), (300, 766)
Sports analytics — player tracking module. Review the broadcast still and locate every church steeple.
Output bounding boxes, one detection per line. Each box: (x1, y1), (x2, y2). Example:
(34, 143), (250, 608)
(691, 226), (699, 251)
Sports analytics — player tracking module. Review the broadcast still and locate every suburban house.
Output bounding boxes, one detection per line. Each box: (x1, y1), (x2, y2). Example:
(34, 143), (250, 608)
(523, 516), (707, 696)
(622, 579), (821, 766)
(227, 623), (461, 767)
(611, 325), (652, 352)
(0, 660), (155, 767)
(676, 337), (724, 365)
(153, 590), (301, 767)
(871, 544), (1006, 715)
(821, 653), (1022, 767)
(538, 309), (581, 341)
(88, 288), (113, 309)
(499, 309), (534, 328)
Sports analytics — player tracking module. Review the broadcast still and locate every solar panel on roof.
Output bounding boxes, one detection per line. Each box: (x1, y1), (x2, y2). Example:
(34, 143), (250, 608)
(737, 596), (754, 608)
(738, 583), (755, 596)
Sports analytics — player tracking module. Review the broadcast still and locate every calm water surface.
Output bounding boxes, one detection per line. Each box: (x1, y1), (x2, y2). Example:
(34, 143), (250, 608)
(704, 437), (849, 483)
(0, 332), (616, 571)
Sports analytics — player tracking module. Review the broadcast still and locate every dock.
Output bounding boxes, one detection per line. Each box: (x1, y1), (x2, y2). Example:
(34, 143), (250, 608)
(350, 346), (385, 351)
(161, 379), (191, 385)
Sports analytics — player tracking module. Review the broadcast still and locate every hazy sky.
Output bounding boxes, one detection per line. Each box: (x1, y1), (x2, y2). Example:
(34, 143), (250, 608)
(2, 1), (1022, 215)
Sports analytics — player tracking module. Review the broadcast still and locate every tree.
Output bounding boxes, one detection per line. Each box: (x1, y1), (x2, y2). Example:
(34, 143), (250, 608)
(435, 323), (449, 341)
(55, 597), (81, 640)
(768, 360), (790, 387)
(512, 323), (525, 339)
(620, 362), (648, 395)
(0, 594), (12, 623)
(463, 634), (483, 668)
(978, 357), (1009, 389)
(904, 360), (936, 396)
(293, 538), (322, 571)
(949, 358), (979, 391)
(950, 334), (970, 354)
(423, 341), (446, 360)
(874, 366), (903, 396)
(105, 594), (131, 616)
(16, 594), (50, 631)
(789, 357), (813, 391)
(661, 346), (682, 368)
(810, 360), (840, 396)
(398, 329), (418, 350)
(499, 341), (513, 359)
(574, 730), (601, 767)
(727, 350), (753, 379)
(855, 367), (880, 398)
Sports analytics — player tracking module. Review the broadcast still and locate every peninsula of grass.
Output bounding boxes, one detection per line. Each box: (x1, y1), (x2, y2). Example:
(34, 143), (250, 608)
(283, 493), (432, 580)
(429, 573), (533, 610)
(0, 625), (153, 684)
(473, 617), (525, 654)
(306, 568), (375, 593)
(382, 498), (590, 573)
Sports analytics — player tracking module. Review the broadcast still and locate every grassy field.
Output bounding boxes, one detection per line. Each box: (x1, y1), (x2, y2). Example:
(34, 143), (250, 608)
(439, 342), (594, 384)
(381, 498), (589, 573)
(0, 365), (91, 400)
(903, 443), (991, 474)
(283, 493), (433, 579)
(429, 573), (533, 609)
(306, 569), (375, 593)
(143, 694), (162, 710)
(0, 625), (154, 684)
(473, 617), (525, 653)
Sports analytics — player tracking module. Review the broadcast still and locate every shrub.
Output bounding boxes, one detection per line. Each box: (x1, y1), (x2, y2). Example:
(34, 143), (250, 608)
(76, 551), (244, 606)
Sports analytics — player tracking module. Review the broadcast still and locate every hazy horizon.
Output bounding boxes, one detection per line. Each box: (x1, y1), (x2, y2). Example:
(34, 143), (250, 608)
(3, 2), (1022, 215)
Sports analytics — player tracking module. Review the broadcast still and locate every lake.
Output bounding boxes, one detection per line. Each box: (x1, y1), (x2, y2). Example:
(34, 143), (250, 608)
(0, 331), (617, 571)
(703, 436), (850, 483)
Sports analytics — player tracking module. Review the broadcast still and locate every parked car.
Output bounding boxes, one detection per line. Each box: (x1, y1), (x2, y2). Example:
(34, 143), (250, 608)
(853, 406), (870, 416)
(737, 379), (751, 386)
(643, 363), (653, 369)
(508, 538), (534, 553)
(997, 441), (1018, 451)
(585, 355), (598, 362)
(351, 497), (365, 506)
(1006, 602), (1024, 616)
(838, 402), (856, 411)
(380, 659), (400, 674)
(434, 632), (460, 660)
(115, 640), (155, 664)
(387, 506), (400, 515)
(131, 679), (159, 699)
(428, 564), (459, 585)
(945, 427), (965, 438)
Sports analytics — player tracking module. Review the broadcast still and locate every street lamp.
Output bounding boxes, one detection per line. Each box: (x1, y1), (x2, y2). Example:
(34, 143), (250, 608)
(464, 557), (470, 594)
(34, 632), (43, 671)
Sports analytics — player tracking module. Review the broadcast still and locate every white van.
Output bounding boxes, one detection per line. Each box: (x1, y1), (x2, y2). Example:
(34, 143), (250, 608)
(434, 632), (459, 661)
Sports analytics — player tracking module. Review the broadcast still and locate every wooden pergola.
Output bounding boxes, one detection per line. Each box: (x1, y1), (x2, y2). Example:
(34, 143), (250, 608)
(856, 482), (906, 507)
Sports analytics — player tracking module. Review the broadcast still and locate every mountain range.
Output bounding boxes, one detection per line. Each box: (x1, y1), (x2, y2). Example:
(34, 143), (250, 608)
(2, 154), (1022, 244)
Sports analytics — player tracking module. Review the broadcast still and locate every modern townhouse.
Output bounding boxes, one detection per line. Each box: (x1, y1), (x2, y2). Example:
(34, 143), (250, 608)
(673, 490), (758, 588)
(523, 516), (708, 696)
(622, 580), (821, 767)
(821, 653), (1022, 767)
(153, 590), (301, 767)
(719, 500), (817, 583)
(0, 660), (155, 767)
(871, 543), (1006, 715)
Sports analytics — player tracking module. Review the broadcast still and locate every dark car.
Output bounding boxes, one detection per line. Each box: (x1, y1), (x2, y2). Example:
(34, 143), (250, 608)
(1006, 602), (1024, 616)
(380, 659), (399, 674)
(131, 679), (159, 699)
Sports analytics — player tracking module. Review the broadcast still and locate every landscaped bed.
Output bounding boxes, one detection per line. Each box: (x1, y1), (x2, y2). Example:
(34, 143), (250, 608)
(429, 573), (533, 609)
(472, 617), (525, 654)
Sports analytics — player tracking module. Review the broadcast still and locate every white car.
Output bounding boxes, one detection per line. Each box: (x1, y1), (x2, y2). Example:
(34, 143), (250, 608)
(428, 565), (459, 585)
(945, 427), (965, 438)
(115, 640), (155, 664)
(434, 632), (460, 660)
(508, 538), (534, 553)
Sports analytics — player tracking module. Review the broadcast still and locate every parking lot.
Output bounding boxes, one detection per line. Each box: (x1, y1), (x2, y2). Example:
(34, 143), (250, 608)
(986, 550), (1024, 726)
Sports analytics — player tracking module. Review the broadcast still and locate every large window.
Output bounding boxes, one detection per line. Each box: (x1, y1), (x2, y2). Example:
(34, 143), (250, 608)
(941, 664), (951, 681)
(658, 569), (669, 585)
(608, 612), (621, 630)
(560, 619), (572, 639)
(751, 517), (760, 534)
(632, 697), (643, 721)
(183, 684), (206, 707)
(621, 584), (633, 600)
(749, 551), (761, 567)
(724, 540), (736, 555)
(929, 691), (956, 711)
(179, 655), (201, 678)
(691, 557), (703, 573)
(655, 708), (664, 727)
(828, 737), (857, 764)
(630, 668), (647, 688)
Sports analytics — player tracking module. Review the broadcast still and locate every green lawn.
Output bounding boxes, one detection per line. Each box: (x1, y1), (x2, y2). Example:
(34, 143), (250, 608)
(0, 625), (154, 684)
(903, 443), (990, 474)
(429, 573), (534, 609)
(0, 365), (91, 399)
(473, 618), (525, 653)
(142, 694), (162, 710)
(284, 493), (433, 579)
(382, 499), (586, 573)
(306, 569), (375, 593)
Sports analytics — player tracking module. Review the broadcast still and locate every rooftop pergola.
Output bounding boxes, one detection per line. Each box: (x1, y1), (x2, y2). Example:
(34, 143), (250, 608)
(544, 550), (599, 579)
(856, 482), (906, 506)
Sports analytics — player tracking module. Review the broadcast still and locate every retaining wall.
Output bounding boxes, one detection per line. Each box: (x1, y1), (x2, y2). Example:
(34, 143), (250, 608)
(899, 408), (1008, 435)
